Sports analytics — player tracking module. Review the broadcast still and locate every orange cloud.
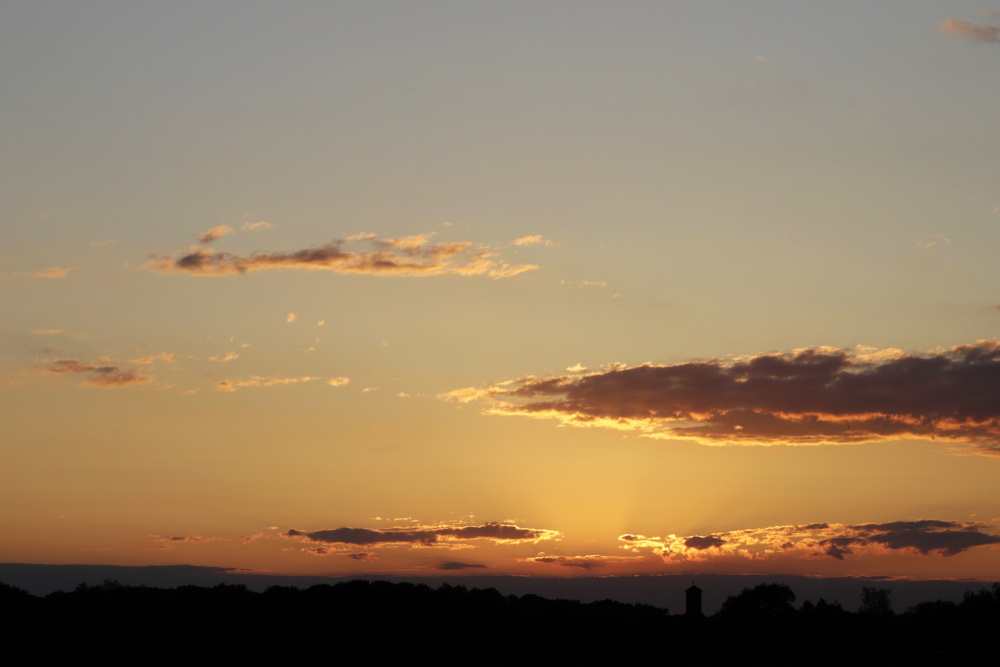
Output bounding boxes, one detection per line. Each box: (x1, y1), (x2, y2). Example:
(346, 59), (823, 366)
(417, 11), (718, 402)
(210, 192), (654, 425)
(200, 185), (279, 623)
(128, 352), (174, 365)
(215, 376), (320, 392)
(511, 235), (553, 247)
(444, 341), (1000, 454)
(939, 17), (999, 42)
(196, 225), (234, 244)
(33, 266), (75, 278)
(621, 520), (1000, 564)
(144, 233), (537, 279)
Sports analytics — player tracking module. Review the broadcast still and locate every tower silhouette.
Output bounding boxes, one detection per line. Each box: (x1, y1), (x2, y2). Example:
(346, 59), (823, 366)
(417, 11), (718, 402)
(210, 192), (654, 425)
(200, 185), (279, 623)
(685, 583), (703, 617)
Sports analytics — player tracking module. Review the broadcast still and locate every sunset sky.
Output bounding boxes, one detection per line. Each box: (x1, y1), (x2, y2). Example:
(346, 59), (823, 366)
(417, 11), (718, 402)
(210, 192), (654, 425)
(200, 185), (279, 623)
(3, 2), (1000, 586)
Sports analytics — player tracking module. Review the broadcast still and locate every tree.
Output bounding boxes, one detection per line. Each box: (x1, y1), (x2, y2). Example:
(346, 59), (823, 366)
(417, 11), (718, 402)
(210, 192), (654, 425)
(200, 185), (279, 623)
(717, 583), (796, 619)
(859, 586), (892, 616)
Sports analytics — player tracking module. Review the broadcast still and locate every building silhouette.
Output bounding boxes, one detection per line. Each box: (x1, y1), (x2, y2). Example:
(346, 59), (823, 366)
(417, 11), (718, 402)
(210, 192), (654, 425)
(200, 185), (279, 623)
(685, 583), (702, 617)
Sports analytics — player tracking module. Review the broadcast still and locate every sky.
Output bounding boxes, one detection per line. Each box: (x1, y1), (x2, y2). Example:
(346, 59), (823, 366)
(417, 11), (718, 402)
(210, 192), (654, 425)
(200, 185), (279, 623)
(2, 1), (1000, 587)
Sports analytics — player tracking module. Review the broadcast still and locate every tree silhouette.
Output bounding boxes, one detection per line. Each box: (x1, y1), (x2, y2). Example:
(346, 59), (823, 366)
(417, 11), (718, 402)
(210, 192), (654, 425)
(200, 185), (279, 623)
(717, 582), (795, 620)
(859, 586), (892, 616)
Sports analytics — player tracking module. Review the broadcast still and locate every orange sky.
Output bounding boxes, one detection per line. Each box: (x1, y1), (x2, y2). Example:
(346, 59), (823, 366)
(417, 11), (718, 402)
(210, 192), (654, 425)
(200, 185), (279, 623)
(2, 2), (999, 586)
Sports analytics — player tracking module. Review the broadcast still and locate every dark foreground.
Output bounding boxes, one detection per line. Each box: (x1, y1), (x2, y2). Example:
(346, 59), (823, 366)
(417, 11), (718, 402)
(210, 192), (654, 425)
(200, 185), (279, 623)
(1, 579), (997, 665)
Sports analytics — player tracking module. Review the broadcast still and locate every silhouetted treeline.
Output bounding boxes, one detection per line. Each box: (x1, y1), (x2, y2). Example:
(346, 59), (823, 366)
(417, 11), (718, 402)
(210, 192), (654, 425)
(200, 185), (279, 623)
(1, 578), (998, 665)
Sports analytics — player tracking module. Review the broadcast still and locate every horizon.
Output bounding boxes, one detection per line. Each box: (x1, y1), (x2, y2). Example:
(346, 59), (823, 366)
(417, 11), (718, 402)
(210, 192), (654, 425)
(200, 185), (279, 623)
(3, 562), (997, 616)
(3, 3), (1000, 592)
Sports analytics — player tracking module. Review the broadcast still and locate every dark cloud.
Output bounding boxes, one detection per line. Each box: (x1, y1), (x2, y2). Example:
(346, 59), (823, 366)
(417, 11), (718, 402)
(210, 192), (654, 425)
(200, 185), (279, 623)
(447, 341), (1000, 454)
(527, 555), (605, 570)
(855, 521), (1000, 557)
(39, 358), (150, 388)
(620, 519), (1000, 563)
(523, 553), (644, 570)
(285, 522), (560, 549)
(287, 527), (438, 546)
(145, 233), (536, 279)
(149, 535), (224, 545)
(684, 535), (725, 550)
(438, 561), (487, 570)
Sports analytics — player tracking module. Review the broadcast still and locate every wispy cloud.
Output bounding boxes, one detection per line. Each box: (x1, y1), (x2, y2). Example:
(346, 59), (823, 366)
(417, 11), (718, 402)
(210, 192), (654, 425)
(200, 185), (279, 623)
(511, 235), (553, 247)
(32, 266), (76, 279)
(521, 553), (642, 570)
(918, 233), (951, 248)
(145, 232), (538, 279)
(151, 534), (224, 544)
(939, 17), (999, 42)
(327, 377), (350, 387)
(196, 225), (234, 244)
(39, 358), (150, 388)
(284, 521), (561, 556)
(215, 376), (320, 392)
(621, 519), (1000, 564)
(438, 561), (487, 570)
(442, 341), (1000, 454)
(128, 352), (174, 365)
(242, 221), (274, 232)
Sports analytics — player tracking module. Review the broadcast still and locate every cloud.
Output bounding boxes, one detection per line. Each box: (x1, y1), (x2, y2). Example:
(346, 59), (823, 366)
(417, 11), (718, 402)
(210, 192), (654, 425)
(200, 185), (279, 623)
(33, 266), (75, 278)
(31, 329), (64, 336)
(620, 520), (1000, 564)
(215, 376), (319, 392)
(684, 535), (726, 550)
(242, 221), (273, 232)
(443, 341), (1000, 454)
(438, 561), (487, 570)
(522, 553), (642, 570)
(39, 358), (150, 388)
(558, 279), (608, 288)
(128, 352), (174, 365)
(152, 535), (221, 544)
(284, 521), (561, 552)
(286, 312), (296, 323)
(327, 377), (350, 387)
(144, 233), (537, 279)
(939, 17), (999, 42)
(511, 235), (553, 247)
(918, 233), (951, 248)
(197, 225), (234, 244)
